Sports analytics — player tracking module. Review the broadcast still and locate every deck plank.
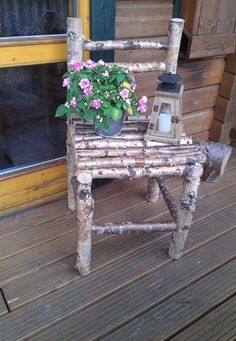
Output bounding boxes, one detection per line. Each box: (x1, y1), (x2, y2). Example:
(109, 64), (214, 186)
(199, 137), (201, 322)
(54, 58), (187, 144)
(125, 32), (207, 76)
(0, 229), (235, 341)
(99, 182), (236, 225)
(2, 200), (236, 310)
(100, 260), (236, 341)
(170, 295), (236, 341)
(0, 178), (146, 238)
(21, 231), (236, 341)
(0, 292), (8, 316)
(0, 173), (235, 284)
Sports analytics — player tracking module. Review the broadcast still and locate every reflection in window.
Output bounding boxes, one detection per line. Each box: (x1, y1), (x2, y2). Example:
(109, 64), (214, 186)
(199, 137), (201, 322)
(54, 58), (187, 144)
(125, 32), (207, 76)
(0, 0), (72, 37)
(0, 63), (67, 170)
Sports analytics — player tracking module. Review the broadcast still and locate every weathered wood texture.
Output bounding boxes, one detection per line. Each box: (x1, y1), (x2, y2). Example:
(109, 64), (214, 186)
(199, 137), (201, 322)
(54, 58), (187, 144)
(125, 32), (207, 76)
(115, 0), (226, 138)
(181, 0), (235, 35)
(92, 222), (177, 234)
(0, 151), (235, 340)
(180, 0), (236, 58)
(69, 104), (230, 274)
(210, 52), (236, 143)
(134, 58), (224, 139)
(182, 31), (236, 59)
(171, 295), (236, 341)
(115, 1), (173, 39)
(0, 292), (8, 316)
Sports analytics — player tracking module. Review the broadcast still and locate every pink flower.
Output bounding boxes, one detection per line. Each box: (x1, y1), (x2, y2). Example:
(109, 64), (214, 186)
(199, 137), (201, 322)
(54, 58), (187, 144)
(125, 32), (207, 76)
(83, 84), (93, 96)
(138, 104), (147, 113)
(70, 60), (83, 71)
(97, 59), (105, 65)
(139, 96), (148, 106)
(119, 88), (129, 99)
(85, 59), (97, 69)
(70, 97), (77, 108)
(79, 79), (90, 89)
(62, 77), (71, 89)
(91, 99), (101, 109)
(131, 81), (137, 90)
(138, 97), (147, 113)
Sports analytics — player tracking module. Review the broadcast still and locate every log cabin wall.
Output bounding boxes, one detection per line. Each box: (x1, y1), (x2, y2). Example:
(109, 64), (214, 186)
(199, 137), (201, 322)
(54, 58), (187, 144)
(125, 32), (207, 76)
(210, 51), (236, 143)
(115, 0), (232, 142)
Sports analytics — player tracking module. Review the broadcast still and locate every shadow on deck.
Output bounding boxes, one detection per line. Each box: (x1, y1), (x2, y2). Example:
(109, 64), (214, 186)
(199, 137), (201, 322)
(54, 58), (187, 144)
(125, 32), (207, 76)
(0, 150), (235, 340)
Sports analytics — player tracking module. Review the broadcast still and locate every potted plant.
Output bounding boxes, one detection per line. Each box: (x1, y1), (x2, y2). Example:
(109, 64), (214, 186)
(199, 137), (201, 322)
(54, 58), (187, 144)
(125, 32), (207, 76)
(55, 59), (147, 137)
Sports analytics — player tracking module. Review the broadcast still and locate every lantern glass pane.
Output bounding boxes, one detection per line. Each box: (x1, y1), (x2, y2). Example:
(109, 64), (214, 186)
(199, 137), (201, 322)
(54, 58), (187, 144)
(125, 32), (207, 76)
(156, 103), (171, 133)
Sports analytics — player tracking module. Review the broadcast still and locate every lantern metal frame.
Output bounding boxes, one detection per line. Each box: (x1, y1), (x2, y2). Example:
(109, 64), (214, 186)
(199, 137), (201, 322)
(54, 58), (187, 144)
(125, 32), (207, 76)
(144, 76), (184, 145)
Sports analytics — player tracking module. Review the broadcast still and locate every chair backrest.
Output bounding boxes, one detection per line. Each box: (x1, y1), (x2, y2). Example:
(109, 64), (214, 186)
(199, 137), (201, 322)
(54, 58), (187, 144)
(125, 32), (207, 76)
(66, 17), (184, 129)
(66, 17), (184, 76)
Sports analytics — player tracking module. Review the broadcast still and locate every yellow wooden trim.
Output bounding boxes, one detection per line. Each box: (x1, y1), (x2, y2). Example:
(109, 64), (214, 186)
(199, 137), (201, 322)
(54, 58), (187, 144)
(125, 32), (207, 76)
(0, 163), (67, 217)
(1, 164), (66, 196)
(0, 43), (67, 68)
(78, 0), (90, 60)
(0, 186), (67, 217)
(0, 177), (67, 212)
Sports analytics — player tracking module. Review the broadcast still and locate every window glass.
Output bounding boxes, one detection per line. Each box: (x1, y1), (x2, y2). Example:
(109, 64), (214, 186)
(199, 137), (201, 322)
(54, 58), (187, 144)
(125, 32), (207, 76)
(0, 63), (67, 170)
(0, 0), (72, 37)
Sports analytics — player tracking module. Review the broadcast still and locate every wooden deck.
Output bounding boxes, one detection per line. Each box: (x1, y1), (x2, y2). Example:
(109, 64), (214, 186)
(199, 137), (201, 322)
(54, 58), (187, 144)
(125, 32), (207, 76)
(0, 150), (235, 341)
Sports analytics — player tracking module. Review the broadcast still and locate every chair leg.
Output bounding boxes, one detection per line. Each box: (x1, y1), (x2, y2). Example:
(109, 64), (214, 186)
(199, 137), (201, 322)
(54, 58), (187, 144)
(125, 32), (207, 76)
(67, 143), (76, 211)
(146, 178), (160, 202)
(169, 164), (203, 259)
(75, 171), (94, 275)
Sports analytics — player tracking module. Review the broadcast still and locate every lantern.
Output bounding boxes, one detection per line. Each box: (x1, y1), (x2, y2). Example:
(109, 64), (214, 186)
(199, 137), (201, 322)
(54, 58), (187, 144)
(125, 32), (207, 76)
(144, 73), (184, 145)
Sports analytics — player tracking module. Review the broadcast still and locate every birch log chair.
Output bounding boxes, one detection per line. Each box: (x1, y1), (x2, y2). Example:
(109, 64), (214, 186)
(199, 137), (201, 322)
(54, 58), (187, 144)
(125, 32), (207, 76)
(66, 17), (232, 275)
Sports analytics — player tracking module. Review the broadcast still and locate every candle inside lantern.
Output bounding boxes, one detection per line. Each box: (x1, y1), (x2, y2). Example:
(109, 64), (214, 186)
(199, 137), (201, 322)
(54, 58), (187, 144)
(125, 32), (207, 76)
(158, 113), (171, 133)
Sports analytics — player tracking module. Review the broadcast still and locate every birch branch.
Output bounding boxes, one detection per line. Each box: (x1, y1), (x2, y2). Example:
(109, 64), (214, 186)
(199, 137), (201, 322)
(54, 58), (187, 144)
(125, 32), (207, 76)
(156, 176), (179, 222)
(91, 165), (186, 179)
(107, 62), (166, 72)
(92, 222), (176, 234)
(76, 148), (200, 160)
(77, 154), (206, 169)
(83, 39), (168, 51)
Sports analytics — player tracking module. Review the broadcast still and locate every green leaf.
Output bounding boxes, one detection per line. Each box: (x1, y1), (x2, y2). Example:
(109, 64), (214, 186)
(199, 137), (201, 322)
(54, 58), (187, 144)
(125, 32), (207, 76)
(103, 101), (111, 109)
(104, 108), (112, 117)
(102, 120), (109, 132)
(65, 108), (73, 118)
(77, 100), (86, 110)
(122, 102), (129, 110)
(84, 109), (98, 121)
(94, 121), (102, 129)
(55, 104), (67, 117)
(116, 73), (126, 84)
(115, 100), (123, 109)
(111, 107), (122, 121)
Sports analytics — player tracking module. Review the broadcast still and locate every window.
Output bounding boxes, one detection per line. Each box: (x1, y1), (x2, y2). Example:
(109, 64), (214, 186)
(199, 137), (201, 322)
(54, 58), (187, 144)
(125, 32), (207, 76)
(0, 0), (74, 171)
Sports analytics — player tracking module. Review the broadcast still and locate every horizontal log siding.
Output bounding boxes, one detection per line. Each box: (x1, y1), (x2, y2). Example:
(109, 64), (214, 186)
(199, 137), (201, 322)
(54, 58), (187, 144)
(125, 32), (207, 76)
(210, 51), (236, 143)
(115, 1), (224, 141)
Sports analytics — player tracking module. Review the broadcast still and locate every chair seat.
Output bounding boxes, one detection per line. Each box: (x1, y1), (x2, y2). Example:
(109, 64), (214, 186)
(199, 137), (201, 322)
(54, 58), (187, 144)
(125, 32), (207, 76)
(70, 119), (206, 179)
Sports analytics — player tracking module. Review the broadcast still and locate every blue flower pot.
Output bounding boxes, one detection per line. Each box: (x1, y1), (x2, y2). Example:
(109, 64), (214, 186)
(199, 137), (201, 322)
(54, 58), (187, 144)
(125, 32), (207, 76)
(95, 114), (124, 137)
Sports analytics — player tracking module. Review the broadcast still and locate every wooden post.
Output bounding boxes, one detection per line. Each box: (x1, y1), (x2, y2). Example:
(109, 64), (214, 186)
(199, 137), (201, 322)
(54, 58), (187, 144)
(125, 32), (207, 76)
(169, 163), (203, 259)
(75, 171), (93, 275)
(67, 140), (76, 211)
(165, 18), (184, 74)
(67, 17), (83, 68)
(146, 178), (160, 202)
(66, 18), (83, 210)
